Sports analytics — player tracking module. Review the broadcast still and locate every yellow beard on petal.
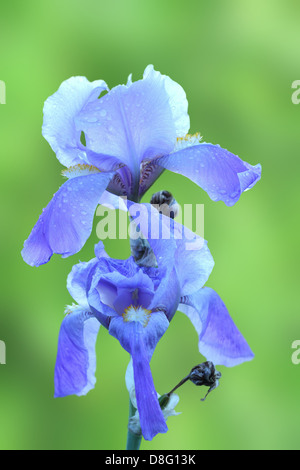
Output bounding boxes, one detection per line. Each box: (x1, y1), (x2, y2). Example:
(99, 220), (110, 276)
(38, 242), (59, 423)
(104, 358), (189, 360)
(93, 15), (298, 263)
(174, 132), (202, 152)
(122, 305), (151, 328)
(62, 164), (101, 179)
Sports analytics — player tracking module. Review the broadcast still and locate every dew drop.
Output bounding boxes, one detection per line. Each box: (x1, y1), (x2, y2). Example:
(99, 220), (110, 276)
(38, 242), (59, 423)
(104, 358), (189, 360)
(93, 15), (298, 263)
(100, 109), (107, 117)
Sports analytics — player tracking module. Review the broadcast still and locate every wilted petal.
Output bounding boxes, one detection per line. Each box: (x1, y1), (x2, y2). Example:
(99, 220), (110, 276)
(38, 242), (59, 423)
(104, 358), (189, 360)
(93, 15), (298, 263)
(180, 287), (254, 367)
(54, 308), (100, 397)
(43, 76), (108, 167)
(156, 144), (261, 206)
(22, 172), (113, 266)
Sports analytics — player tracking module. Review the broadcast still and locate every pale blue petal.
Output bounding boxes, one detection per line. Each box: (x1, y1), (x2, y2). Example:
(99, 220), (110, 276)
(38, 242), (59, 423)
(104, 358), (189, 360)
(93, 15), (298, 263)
(180, 288), (254, 367)
(43, 76), (108, 167)
(156, 144), (261, 206)
(75, 71), (177, 177)
(22, 172), (113, 266)
(54, 309), (100, 397)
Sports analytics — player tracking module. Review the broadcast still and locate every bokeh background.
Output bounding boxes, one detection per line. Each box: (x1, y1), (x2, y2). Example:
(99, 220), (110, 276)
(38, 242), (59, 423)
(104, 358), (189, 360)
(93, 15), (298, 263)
(0, 0), (299, 450)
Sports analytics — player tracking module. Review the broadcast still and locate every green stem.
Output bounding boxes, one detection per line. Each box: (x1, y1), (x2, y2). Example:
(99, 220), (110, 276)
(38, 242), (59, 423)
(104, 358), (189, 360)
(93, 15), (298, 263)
(126, 399), (142, 451)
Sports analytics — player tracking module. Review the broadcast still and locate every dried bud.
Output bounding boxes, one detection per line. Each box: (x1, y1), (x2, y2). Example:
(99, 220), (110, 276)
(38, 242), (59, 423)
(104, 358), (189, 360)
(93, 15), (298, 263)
(167, 361), (222, 402)
(189, 361), (222, 386)
(189, 362), (222, 402)
(150, 190), (180, 219)
(130, 236), (158, 268)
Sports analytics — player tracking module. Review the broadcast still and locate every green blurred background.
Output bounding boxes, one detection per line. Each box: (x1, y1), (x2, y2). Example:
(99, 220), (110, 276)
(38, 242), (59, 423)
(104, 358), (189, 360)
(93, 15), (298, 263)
(0, 0), (299, 450)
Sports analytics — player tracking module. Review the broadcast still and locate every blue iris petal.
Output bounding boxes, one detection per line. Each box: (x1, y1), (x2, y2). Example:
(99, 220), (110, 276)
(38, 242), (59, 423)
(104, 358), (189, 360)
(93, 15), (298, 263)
(180, 287), (254, 367)
(42, 76), (108, 168)
(109, 312), (169, 441)
(22, 172), (113, 266)
(76, 72), (177, 175)
(128, 202), (214, 297)
(54, 309), (100, 398)
(156, 144), (261, 206)
(67, 257), (100, 308)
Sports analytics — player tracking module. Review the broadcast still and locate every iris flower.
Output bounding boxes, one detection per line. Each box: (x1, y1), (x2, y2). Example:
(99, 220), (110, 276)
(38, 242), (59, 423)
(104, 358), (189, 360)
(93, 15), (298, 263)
(55, 206), (254, 440)
(22, 65), (261, 267)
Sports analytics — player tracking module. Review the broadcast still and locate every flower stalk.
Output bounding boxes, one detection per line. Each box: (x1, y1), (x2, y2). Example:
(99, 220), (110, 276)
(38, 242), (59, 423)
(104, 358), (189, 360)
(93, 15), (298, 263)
(126, 399), (142, 451)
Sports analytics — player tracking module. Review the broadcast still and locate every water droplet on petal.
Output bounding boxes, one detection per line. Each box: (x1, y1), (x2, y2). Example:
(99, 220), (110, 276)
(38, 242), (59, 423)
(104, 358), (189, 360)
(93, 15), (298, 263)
(100, 109), (107, 117)
(87, 117), (98, 123)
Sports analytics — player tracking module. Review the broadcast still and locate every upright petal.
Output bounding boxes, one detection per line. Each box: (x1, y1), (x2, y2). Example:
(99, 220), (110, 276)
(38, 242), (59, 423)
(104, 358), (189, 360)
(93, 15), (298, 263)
(156, 144), (261, 206)
(54, 308), (100, 397)
(109, 312), (169, 440)
(22, 172), (113, 266)
(43, 76), (108, 167)
(180, 288), (254, 367)
(87, 257), (141, 327)
(143, 65), (190, 137)
(94, 240), (110, 260)
(75, 70), (177, 177)
(67, 258), (100, 308)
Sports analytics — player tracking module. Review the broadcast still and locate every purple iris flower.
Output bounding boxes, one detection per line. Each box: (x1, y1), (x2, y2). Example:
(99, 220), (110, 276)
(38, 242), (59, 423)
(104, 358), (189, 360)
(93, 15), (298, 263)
(22, 65), (261, 267)
(55, 207), (254, 441)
